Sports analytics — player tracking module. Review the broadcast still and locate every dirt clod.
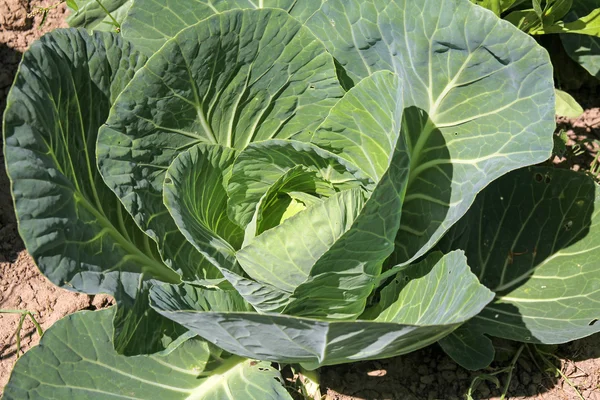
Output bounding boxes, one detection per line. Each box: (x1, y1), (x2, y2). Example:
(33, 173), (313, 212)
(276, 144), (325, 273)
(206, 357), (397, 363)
(0, 0), (30, 31)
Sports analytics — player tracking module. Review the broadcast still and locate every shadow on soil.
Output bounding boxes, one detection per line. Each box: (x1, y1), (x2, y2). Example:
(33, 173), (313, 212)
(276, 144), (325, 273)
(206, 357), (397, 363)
(559, 333), (600, 362)
(0, 43), (25, 262)
(0, 329), (35, 360)
(322, 336), (599, 400)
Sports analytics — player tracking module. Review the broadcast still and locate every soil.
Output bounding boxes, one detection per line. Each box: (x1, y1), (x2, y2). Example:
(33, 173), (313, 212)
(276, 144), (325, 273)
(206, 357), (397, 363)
(0, 3), (599, 399)
(322, 337), (600, 400)
(554, 109), (600, 177)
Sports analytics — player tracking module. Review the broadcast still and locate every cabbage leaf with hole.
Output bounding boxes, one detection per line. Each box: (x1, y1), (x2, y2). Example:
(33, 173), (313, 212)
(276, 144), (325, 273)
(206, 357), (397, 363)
(438, 167), (600, 369)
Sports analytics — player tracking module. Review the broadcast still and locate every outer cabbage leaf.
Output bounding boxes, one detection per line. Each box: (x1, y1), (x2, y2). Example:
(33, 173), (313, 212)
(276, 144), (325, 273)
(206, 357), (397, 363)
(121, 0), (324, 56)
(97, 9), (344, 284)
(305, 0), (555, 264)
(560, 0), (600, 79)
(2, 28), (186, 355)
(150, 251), (493, 369)
(3, 309), (292, 400)
(438, 167), (600, 368)
(66, 0), (132, 32)
(362, 252), (492, 324)
(437, 322), (495, 371)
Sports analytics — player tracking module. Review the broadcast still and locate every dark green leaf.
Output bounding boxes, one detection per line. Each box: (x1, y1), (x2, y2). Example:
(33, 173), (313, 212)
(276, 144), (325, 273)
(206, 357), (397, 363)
(532, 0), (544, 20)
(438, 322), (495, 370)
(3, 309), (292, 400)
(545, 0), (573, 22)
(2, 28), (184, 355)
(439, 167), (600, 345)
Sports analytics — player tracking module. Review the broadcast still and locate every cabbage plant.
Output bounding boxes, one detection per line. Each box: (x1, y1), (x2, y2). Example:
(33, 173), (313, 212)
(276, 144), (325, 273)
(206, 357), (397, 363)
(3, 0), (600, 398)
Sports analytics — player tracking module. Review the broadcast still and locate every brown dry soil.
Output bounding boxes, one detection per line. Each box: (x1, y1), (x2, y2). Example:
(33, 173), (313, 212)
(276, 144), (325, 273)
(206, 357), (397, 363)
(0, 2), (599, 399)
